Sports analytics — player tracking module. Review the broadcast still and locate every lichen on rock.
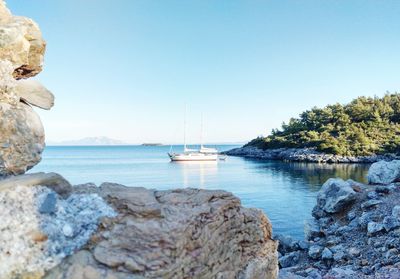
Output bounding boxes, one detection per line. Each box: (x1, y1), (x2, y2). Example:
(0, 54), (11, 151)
(0, 181), (115, 279)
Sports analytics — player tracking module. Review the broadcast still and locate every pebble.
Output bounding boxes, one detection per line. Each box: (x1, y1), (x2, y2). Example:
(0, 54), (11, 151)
(367, 222), (385, 236)
(39, 192), (57, 214)
(321, 248), (333, 260)
(308, 245), (323, 260)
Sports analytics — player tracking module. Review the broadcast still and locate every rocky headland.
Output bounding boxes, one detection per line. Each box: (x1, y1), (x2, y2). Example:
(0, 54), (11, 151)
(226, 146), (399, 164)
(276, 160), (400, 278)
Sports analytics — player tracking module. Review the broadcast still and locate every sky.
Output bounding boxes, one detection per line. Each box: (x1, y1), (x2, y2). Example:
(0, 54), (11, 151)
(7, 0), (400, 144)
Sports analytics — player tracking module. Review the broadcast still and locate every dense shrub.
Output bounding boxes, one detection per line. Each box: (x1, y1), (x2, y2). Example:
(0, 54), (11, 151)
(246, 94), (400, 156)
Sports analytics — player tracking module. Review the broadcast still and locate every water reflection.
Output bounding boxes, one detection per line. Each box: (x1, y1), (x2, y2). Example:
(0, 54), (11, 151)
(245, 158), (369, 189)
(172, 161), (218, 188)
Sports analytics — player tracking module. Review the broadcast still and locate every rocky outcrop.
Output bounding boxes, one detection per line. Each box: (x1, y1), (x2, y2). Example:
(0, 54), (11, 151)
(0, 0), (53, 176)
(0, 173), (115, 279)
(45, 183), (279, 279)
(367, 160), (400, 185)
(276, 161), (400, 278)
(0, 1), (46, 79)
(227, 146), (399, 164)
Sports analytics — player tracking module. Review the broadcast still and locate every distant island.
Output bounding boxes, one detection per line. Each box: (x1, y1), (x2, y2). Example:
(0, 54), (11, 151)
(142, 143), (163, 146)
(48, 137), (128, 146)
(246, 93), (400, 157)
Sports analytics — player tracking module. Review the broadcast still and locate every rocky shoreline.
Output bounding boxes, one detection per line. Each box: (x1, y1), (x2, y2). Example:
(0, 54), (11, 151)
(226, 146), (400, 164)
(276, 160), (400, 278)
(0, 174), (279, 279)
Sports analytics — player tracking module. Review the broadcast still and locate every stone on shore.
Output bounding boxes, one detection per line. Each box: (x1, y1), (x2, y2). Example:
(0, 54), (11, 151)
(313, 178), (357, 216)
(15, 79), (54, 110)
(45, 184), (279, 279)
(367, 160), (400, 185)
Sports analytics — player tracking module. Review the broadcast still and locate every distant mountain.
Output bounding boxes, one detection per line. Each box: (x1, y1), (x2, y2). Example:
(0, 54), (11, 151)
(48, 137), (128, 146)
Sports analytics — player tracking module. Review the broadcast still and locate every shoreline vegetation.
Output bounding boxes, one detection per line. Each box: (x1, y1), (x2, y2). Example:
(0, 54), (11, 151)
(232, 94), (400, 163)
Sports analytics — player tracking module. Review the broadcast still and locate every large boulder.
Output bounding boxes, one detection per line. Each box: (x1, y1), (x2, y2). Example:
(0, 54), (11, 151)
(367, 160), (400, 185)
(0, 101), (44, 175)
(313, 178), (357, 215)
(0, 0), (46, 79)
(45, 185), (279, 279)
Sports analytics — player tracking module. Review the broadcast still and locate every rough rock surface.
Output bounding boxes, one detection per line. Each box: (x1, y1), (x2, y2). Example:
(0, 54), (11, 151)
(313, 178), (357, 215)
(277, 160), (400, 278)
(0, 101), (45, 175)
(0, 1), (52, 176)
(227, 146), (399, 164)
(367, 160), (400, 185)
(0, 0), (46, 79)
(15, 79), (54, 110)
(45, 184), (279, 279)
(0, 183), (115, 279)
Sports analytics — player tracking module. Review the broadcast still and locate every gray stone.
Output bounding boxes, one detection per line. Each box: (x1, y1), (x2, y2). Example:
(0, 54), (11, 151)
(321, 247), (333, 260)
(368, 160), (400, 185)
(304, 218), (322, 240)
(392, 206), (400, 219)
(325, 267), (356, 278)
(308, 245), (323, 260)
(367, 191), (378, 199)
(279, 251), (301, 268)
(383, 216), (400, 232)
(348, 247), (361, 257)
(39, 192), (57, 214)
(275, 234), (299, 254)
(298, 240), (309, 250)
(367, 222), (385, 236)
(361, 199), (382, 210)
(315, 178), (357, 214)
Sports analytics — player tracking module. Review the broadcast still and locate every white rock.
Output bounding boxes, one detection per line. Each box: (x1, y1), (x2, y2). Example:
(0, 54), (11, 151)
(367, 160), (400, 185)
(316, 178), (357, 214)
(62, 224), (74, 238)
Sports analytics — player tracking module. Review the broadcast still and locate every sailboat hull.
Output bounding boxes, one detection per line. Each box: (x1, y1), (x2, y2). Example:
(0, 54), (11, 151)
(168, 153), (218, 161)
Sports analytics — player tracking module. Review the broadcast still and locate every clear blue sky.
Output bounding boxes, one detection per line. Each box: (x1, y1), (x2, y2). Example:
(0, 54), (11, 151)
(8, 0), (400, 144)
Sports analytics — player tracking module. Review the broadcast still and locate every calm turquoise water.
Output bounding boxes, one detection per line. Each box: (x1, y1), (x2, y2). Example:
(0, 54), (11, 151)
(30, 145), (369, 239)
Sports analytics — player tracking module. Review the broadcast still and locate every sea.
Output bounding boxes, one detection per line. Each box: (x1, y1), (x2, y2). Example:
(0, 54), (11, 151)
(30, 145), (370, 239)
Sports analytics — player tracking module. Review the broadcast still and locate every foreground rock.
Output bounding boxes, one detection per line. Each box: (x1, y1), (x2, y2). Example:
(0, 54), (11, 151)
(0, 0), (46, 79)
(0, 1), (53, 176)
(277, 160), (400, 278)
(227, 146), (399, 164)
(46, 183), (279, 279)
(0, 179), (115, 279)
(0, 100), (45, 175)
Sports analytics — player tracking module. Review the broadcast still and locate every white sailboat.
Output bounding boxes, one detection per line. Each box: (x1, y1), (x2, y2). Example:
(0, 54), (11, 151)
(168, 112), (222, 162)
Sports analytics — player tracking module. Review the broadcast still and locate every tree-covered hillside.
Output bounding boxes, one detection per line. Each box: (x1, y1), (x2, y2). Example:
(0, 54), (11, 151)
(247, 94), (400, 156)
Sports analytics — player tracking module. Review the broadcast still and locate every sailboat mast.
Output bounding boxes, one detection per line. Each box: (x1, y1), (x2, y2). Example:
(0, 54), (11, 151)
(183, 105), (187, 152)
(200, 114), (203, 149)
